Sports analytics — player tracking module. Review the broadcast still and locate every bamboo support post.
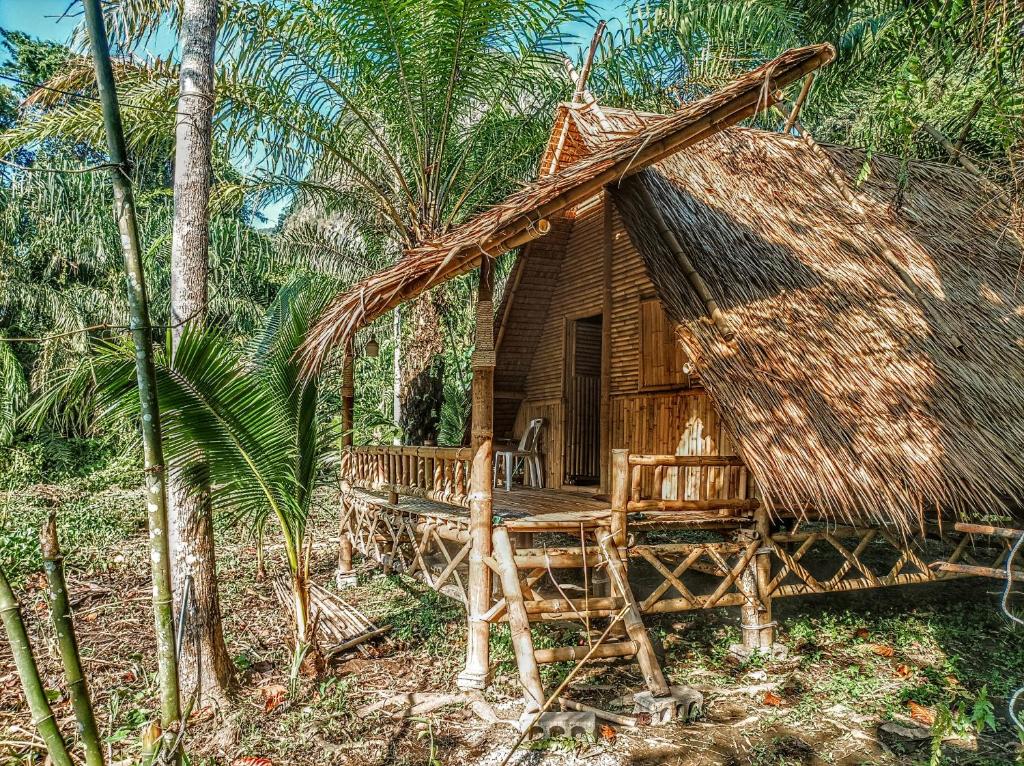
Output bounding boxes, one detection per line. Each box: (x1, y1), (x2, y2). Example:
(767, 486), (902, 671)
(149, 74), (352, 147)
(491, 527), (545, 711)
(0, 564), (74, 766)
(338, 338), (355, 583)
(596, 530), (669, 697)
(610, 449), (629, 548)
(751, 507), (775, 650)
(40, 516), (104, 766)
(458, 258), (495, 691)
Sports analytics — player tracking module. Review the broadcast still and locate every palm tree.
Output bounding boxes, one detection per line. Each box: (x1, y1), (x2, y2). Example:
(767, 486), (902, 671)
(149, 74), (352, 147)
(595, 1), (1023, 172)
(69, 276), (336, 671)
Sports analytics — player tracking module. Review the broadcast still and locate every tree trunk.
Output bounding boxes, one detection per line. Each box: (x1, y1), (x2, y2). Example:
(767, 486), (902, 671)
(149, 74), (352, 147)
(168, 0), (233, 707)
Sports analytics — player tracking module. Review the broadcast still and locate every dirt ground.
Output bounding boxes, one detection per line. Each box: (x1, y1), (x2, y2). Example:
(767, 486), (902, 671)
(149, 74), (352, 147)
(2, 479), (1024, 765)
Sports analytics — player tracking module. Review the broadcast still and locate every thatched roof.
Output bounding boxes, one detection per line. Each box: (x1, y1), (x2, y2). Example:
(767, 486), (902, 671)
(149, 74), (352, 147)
(610, 128), (1024, 527)
(298, 43), (835, 371)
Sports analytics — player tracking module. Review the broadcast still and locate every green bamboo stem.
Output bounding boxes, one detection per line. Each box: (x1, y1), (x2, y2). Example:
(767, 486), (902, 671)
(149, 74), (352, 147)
(80, 0), (181, 755)
(40, 514), (105, 766)
(0, 564), (74, 766)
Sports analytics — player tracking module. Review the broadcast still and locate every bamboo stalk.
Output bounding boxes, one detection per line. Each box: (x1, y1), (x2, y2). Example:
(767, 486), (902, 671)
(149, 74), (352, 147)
(0, 564), (74, 766)
(40, 516), (104, 766)
(783, 73), (814, 134)
(81, 0), (181, 752)
(491, 527), (545, 711)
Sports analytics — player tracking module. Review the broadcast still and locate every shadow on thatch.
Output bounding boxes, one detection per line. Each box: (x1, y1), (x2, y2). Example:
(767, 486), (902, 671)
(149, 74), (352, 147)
(610, 128), (1024, 529)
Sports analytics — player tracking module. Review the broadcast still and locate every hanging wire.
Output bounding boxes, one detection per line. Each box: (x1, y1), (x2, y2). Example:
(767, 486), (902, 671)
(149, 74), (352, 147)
(0, 73), (190, 117)
(1002, 531), (1024, 731)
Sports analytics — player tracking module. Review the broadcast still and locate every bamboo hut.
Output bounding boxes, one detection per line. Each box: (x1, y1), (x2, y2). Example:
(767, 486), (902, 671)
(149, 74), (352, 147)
(305, 43), (1023, 719)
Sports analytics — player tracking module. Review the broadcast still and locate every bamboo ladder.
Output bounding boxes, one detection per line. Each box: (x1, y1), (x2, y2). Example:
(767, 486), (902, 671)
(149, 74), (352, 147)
(488, 513), (671, 714)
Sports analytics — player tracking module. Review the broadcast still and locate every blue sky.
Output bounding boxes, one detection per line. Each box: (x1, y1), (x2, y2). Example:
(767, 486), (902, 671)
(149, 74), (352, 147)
(1, 0), (628, 226)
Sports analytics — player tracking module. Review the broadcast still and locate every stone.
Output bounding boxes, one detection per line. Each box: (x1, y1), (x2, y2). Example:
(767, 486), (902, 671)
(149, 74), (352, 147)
(632, 685), (704, 725)
(518, 711), (598, 741)
(335, 570), (359, 589)
(728, 642), (789, 663)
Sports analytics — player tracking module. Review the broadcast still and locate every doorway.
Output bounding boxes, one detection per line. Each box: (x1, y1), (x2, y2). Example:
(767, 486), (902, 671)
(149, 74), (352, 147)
(564, 314), (602, 486)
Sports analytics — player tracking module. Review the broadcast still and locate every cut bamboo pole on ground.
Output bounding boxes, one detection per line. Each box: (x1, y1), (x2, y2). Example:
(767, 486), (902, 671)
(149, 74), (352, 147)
(40, 515), (104, 766)
(558, 697), (638, 727)
(0, 564), (74, 766)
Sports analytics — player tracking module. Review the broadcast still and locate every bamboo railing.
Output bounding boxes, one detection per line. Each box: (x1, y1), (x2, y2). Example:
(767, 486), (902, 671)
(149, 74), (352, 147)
(625, 453), (755, 512)
(343, 445), (473, 508)
(609, 450), (757, 544)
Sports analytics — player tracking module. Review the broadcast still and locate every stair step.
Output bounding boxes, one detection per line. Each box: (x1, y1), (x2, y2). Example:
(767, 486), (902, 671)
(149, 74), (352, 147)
(534, 641), (638, 664)
(525, 596), (623, 616)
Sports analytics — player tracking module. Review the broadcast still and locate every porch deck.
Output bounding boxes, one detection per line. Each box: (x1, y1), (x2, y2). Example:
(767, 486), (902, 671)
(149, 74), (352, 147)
(348, 484), (752, 533)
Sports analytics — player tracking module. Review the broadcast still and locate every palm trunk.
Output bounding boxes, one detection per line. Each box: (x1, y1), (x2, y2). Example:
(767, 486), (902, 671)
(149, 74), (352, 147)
(40, 515), (104, 766)
(0, 564), (75, 766)
(81, 0), (181, 754)
(168, 0), (234, 707)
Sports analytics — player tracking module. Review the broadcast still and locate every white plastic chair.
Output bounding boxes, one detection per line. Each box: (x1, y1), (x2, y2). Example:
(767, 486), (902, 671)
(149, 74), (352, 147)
(494, 418), (545, 491)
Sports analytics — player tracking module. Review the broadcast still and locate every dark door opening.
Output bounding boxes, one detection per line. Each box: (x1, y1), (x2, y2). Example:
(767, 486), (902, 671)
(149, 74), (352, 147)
(564, 315), (602, 486)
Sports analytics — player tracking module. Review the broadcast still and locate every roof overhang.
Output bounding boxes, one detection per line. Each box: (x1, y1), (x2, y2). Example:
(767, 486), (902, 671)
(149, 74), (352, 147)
(299, 43), (836, 374)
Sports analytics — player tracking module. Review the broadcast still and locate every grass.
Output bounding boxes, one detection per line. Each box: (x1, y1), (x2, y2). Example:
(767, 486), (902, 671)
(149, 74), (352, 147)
(3, 453), (1024, 765)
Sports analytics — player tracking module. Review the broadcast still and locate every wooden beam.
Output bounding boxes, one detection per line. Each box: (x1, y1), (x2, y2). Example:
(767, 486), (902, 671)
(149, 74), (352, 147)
(954, 522), (1024, 539)
(627, 178), (736, 341)
(937, 562), (1024, 580)
(783, 73), (814, 134)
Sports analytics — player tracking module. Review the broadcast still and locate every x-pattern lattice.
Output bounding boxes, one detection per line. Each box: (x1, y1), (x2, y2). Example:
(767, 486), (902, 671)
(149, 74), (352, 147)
(345, 492), (472, 605)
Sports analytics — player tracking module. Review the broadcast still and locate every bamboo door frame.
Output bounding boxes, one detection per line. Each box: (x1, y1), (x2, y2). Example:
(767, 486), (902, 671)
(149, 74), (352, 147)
(561, 309), (608, 491)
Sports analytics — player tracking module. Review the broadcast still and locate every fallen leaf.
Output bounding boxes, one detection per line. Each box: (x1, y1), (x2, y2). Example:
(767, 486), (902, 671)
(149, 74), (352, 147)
(232, 758), (273, 766)
(895, 664), (912, 678)
(854, 627), (870, 640)
(599, 723), (617, 743)
(871, 644), (895, 658)
(908, 700), (935, 726)
(189, 705), (215, 724)
(763, 691), (783, 706)
(259, 684), (287, 713)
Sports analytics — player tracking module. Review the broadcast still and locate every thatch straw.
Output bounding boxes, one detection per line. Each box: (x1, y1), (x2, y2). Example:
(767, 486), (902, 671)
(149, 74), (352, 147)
(298, 44), (835, 374)
(610, 127), (1024, 529)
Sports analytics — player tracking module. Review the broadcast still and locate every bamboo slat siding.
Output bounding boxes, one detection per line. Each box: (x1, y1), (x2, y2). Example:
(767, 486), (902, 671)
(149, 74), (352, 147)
(504, 192), (746, 493)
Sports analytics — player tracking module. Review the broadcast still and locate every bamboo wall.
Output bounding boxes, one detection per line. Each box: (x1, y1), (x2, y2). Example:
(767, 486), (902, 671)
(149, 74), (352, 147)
(499, 194), (748, 497)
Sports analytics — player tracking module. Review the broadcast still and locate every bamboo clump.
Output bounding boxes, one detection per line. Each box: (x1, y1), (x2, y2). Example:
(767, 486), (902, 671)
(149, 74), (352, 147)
(0, 564), (75, 766)
(40, 515), (105, 766)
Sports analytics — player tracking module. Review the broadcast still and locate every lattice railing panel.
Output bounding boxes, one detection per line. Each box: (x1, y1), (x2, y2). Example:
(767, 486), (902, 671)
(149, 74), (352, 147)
(344, 491), (472, 605)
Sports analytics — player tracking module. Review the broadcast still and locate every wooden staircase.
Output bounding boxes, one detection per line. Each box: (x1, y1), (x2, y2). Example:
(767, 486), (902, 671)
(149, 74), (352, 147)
(490, 520), (670, 713)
